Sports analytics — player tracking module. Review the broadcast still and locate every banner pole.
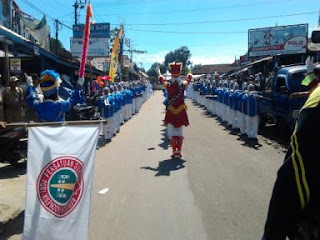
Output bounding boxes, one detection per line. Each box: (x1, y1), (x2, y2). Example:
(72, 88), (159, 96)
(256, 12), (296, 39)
(3, 120), (107, 128)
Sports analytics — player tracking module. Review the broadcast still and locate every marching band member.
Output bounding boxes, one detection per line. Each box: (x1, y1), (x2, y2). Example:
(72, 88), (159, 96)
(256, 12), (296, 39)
(25, 70), (85, 122)
(246, 84), (259, 141)
(159, 62), (192, 158)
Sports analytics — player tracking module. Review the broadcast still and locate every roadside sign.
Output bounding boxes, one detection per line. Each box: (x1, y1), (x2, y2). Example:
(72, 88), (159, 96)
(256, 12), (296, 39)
(9, 58), (21, 73)
(73, 23), (110, 38)
(248, 24), (308, 57)
(70, 38), (108, 57)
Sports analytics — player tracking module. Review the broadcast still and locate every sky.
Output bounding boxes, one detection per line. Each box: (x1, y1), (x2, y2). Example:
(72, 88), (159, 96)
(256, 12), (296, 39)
(15, 0), (320, 71)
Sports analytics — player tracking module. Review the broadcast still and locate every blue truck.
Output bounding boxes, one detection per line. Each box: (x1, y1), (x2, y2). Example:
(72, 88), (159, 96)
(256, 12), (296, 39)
(257, 64), (309, 135)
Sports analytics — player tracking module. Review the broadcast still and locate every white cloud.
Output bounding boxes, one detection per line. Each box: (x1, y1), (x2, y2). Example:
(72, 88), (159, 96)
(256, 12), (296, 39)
(190, 56), (236, 65)
(133, 50), (168, 66)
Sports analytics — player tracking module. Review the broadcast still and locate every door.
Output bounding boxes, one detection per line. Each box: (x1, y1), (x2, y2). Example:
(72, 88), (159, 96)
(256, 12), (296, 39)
(272, 74), (289, 119)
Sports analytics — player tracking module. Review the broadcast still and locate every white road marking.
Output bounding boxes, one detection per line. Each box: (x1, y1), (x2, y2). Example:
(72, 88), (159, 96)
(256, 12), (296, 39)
(98, 188), (110, 195)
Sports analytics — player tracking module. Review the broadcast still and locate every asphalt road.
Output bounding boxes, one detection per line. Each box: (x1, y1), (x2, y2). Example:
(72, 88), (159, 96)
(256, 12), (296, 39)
(89, 91), (285, 240)
(3, 90), (286, 240)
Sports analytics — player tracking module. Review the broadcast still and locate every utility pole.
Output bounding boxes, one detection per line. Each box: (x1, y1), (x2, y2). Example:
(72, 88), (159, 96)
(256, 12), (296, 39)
(119, 25), (124, 81)
(54, 20), (71, 55)
(73, 0), (87, 25)
(73, 1), (79, 25)
(128, 38), (132, 61)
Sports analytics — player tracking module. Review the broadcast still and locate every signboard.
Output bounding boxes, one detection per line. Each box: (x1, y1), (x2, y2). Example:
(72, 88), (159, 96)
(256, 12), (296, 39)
(73, 23), (110, 38)
(10, 58), (21, 73)
(71, 38), (108, 57)
(248, 24), (308, 57)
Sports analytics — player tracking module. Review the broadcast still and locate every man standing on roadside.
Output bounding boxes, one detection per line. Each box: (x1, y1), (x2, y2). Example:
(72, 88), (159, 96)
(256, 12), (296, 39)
(3, 76), (24, 123)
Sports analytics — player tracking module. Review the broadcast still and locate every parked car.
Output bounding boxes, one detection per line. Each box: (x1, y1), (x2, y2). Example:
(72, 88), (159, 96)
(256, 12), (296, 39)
(257, 64), (309, 136)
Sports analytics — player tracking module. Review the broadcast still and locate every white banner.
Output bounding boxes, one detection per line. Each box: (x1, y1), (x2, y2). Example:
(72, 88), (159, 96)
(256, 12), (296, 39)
(70, 37), (108, 57)
(22, 125), (100, 240)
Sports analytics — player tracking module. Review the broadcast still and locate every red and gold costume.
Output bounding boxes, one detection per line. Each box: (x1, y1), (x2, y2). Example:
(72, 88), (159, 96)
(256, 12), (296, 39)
(159, 62), (192, 158)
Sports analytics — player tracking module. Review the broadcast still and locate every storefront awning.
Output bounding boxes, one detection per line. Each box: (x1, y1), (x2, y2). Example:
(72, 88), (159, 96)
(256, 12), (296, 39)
(247, 56), (273, 66)
(0, 25), (103, 75)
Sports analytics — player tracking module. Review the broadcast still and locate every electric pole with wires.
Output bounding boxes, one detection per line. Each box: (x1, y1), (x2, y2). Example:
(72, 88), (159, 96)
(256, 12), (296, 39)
(73, 0), (88, 25)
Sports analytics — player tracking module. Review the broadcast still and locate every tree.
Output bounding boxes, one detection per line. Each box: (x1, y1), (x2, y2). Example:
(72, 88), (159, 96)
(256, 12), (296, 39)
(164, 46), (191, 75)
(147, 62), (165, 79)
(192, 64), (202, 72)
(50, 38), (64, 53)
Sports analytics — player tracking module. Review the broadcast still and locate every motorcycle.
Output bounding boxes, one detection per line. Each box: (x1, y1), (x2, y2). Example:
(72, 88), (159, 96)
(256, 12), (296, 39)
(0, 127), (27, 167)
(66, 103), (100, 121)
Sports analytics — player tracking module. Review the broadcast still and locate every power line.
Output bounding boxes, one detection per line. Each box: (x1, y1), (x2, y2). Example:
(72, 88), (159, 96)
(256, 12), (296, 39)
(93, 0), (165, 7)
(20, 0), (55, 20)
(91, 8), (105, 23)
(19, 0), (74, 20)
(126, 28), (247, 34)
(46, 0), (71, 12)
(97, 0), (296, 17)
(123, 11), (318, 26)
(20, 0), (73, 30)
(57, 12), (74, 19)
(58, 21), (73, 30)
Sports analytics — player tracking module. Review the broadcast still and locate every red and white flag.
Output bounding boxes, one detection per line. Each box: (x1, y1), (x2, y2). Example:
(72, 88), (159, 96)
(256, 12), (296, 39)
(22, 124), (100, 240)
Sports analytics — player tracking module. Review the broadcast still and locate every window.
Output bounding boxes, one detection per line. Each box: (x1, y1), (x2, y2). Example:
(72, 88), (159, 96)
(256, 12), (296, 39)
(290, 72), (309, 93)
(275, 76), (287, 93)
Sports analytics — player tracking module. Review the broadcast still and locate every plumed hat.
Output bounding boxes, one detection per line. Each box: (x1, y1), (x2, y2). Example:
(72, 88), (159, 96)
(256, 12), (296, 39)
(40, 70), (60, 97)
(169, 62), (183, 78)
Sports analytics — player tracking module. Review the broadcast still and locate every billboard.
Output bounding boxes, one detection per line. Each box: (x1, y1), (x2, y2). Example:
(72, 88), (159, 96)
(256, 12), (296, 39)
(70, 38), (108, 57)
(248, 24), (308, 57)
(73, 23), (110, 38)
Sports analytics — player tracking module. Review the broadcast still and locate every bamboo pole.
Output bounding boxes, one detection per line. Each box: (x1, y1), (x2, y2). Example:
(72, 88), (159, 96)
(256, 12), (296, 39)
(3, 120), (107, 128)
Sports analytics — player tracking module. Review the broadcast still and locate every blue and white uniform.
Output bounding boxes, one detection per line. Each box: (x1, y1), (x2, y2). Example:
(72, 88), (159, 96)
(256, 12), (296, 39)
(25, 70), (85, 122)
(246, 90), (259, 139)
(98, 92), (114, 140)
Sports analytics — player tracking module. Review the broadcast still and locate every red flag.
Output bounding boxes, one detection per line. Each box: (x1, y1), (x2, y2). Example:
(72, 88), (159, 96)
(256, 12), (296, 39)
(79, 4), (93, 79)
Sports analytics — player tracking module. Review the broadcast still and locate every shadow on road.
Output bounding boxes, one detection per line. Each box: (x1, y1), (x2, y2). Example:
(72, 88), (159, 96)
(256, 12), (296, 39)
(96, 135), (111, 150)
(259, 124), (289, 150)
(0, 210), (24, 239)
(236, 134), (262, 150)
(158, 126), (169, 150)
(202, 111), (216, 118)
(0, 163), (26, 179)
(141, 158), (186, 176)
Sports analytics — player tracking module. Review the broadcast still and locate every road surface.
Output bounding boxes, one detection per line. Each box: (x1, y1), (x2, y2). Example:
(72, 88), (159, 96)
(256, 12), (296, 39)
(89, 91), (284, 240)
(4, 90), (285, 240)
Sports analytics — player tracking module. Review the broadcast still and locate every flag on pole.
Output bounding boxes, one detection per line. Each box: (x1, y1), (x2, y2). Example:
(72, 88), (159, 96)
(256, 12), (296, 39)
(109, 26), (123, 82)
(79, 4), (93, 79)
(22, 124), (100, 240)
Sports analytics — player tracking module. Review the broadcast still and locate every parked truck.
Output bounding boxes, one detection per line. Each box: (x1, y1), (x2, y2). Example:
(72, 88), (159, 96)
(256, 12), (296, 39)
(257, 64), (309, 136)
